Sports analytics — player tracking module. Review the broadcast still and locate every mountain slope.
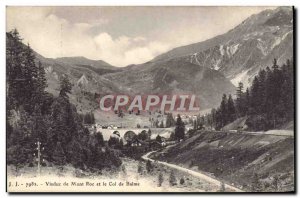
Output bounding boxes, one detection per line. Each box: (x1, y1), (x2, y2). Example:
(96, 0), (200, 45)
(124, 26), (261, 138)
(33, 53), (123, 113)
(152, 7), (293, 87)
(103, 59), (236, 109)
(150, 131), (294, 192)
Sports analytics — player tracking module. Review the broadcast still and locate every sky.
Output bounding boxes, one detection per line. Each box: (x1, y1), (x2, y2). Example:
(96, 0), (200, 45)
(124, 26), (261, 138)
(7, 6), (275, 67)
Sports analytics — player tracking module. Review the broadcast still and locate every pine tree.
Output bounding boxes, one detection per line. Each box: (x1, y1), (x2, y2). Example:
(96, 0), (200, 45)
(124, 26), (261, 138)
(95, 132), (104, 147)
(175, 114), (185, 141)
(159, 121), (164, 128)
(219, 182), (226, 192)
(272, 58), (279, 70)
(245, 88), (250, 115)
(257, 69), (267, 114)
(227, 94), (236, 123)
(211, 108), (217, 129)
(156, 135), (162, 143)
(169, 170), (177, 186)
(250, 76), (260, 115)
(59, 74), (72, 98)
(66, 138), (83, 168)
(52, 142), (66, 166)
(6, 29), (25, 109)
(146, 160), (153, 173)
(137, 161), (143, 175)
(165, 113), (175, 127)
(158, 172), (164, 187)
(23, 44), (39, 112)
(220, 94), (228, 127)
(236, 82), (244, 116)
(193, 119), (197, 130)
(7, 144), (28, 175)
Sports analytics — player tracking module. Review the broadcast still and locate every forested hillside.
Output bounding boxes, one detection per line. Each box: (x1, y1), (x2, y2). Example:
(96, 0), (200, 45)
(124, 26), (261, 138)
(6, 29), (121, 172)
(195, 58), (294, 131)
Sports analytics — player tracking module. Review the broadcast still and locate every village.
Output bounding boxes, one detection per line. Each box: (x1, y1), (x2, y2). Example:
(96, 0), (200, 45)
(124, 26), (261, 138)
(84, 110), (204, 153)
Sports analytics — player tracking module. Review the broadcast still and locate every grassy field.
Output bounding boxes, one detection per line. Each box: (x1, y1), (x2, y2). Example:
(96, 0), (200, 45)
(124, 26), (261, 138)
(7, 157), (225, 192)
(150, 131), (295, 192)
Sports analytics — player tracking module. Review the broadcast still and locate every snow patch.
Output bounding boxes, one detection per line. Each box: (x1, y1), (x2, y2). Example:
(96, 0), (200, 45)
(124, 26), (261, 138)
(219, 45), (225, 56)
(230, 69), (250, 87)
(271, 31), (292, 49)
(45, 66), (53, 74)
(230, 44), (240, 55)
(77, 74), (88, 86)
(212, 59), (221, 70)
(256, 39), (268, 56)
(226, 44), (240, 57)
(190, 53), (200, 65)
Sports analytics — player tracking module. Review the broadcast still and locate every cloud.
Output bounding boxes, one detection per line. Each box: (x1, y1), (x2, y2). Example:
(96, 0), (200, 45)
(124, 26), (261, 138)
(7, 6), (274, 67)
(93, 33), (169, 66)
(6, 7), (170, 67)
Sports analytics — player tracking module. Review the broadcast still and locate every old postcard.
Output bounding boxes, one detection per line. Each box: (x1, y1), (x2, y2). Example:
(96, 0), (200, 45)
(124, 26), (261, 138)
(6, 6), (294, 193)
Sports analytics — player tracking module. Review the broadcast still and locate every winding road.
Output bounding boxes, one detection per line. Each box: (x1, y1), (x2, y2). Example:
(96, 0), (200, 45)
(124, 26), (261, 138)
(142, 151), (244, 192)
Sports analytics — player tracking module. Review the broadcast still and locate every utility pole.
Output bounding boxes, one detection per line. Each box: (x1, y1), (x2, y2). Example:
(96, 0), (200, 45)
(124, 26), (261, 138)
(34, 140), (43, 176)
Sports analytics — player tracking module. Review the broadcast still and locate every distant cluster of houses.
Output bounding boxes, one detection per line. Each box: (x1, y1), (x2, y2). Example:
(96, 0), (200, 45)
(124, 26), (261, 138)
(84, 123), (123, 131)
(128, 135), (175, 150)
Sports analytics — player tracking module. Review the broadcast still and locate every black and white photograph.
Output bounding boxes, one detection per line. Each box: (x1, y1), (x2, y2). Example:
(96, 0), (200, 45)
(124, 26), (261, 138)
(5, 5), (295, 193)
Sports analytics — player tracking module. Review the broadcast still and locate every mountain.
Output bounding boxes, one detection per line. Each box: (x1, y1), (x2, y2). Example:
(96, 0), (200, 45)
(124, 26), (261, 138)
(32, 53), (123, 113)
(103, 59), (236, 109)
(8, 7), (293, 113)
(36, 51), (235, 111)
(152, 7), (293, 87)
(55, 56), (119, 70)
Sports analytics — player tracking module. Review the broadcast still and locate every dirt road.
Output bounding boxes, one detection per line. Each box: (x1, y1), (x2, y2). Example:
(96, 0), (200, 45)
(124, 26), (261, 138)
(142, 151), (244, 192)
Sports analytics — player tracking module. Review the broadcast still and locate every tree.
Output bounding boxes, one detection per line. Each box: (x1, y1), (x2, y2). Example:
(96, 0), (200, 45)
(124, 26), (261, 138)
(66, 139), (83, 168)
(245, 88), (250, 115)
(138, 130), (148, 141)
(136, 110), (140, 115)
(158, 172), (164, 187)
(169, 170), (177, 186)
(156, 135), (162, 143)
(251, 173), (262, 192)
(59, 74), (72, 98)
(147, 129), (152, 139)
(108, 136), (120, 147)
(236, 82), (245, 116)
(165, 113), (175, 127)
(175, 114), (185, 141)
(193, 119), (197, 130)
(219, 182), (226, 192)
(272, 175), (279, 191)
(137, 161), (143, 175)
(272, 58), (279, 70)
(250, 76), (261, 115)
(169, 132), (175, 141)
(219, 94), (228, 127)
(6, 29), (123, 173)
(207, 57), (293, 132)
(211, 108), (217, 129)
(95, 132), (104, 147)
(146, 160), (153, 173)
(52, 142), (66, 166)
(23, 44), (38, 112)
(227, 94), (236, 123)
(180, 178), (185, 185)
(159, 121), (164, 128)
(7, 144), (28, 175)
(7, 29), (26, 109)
